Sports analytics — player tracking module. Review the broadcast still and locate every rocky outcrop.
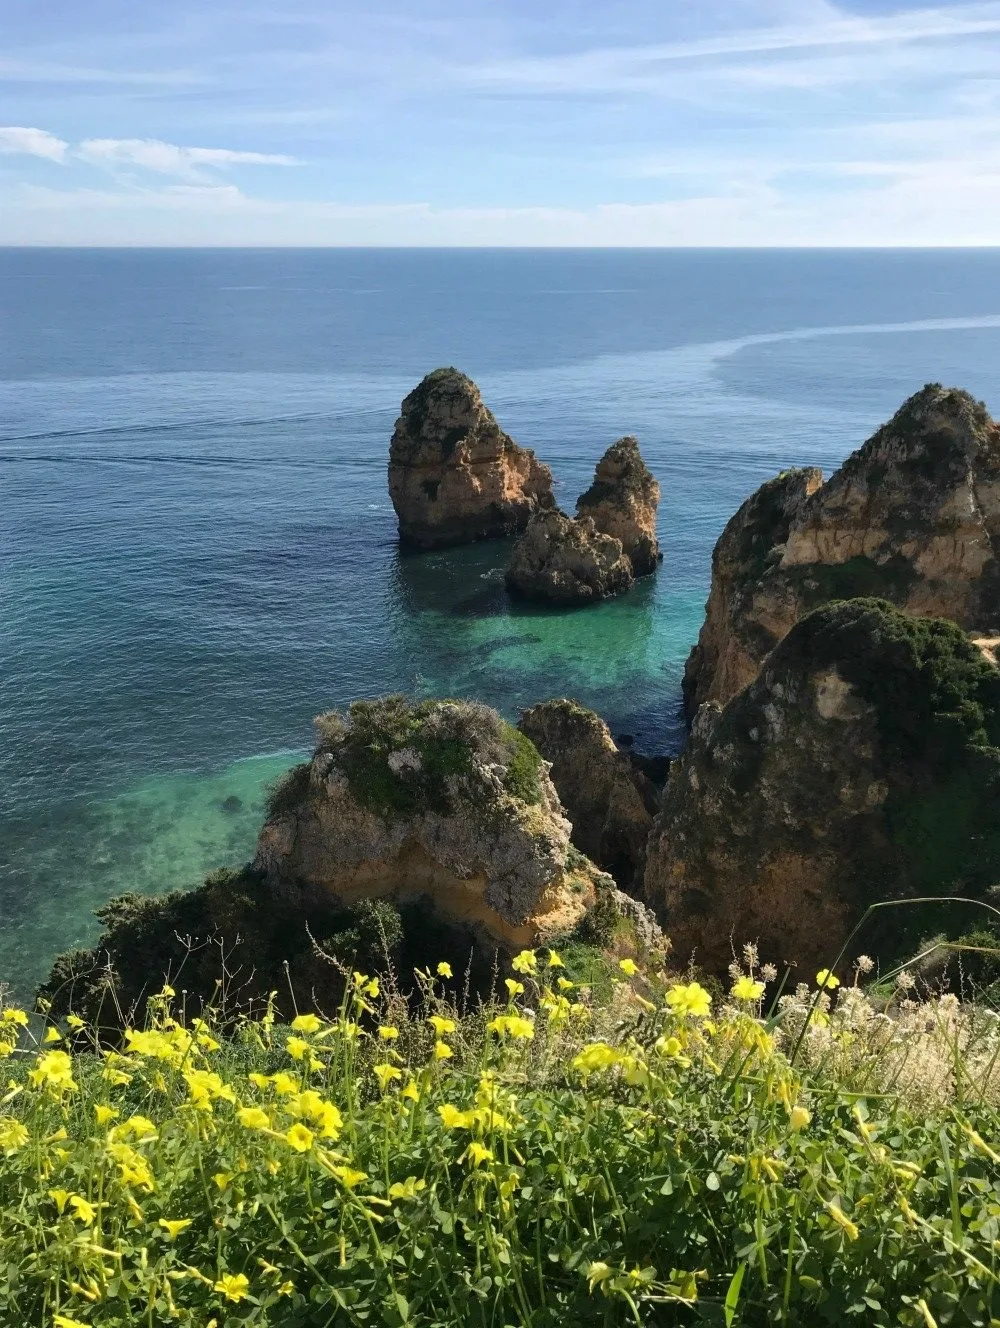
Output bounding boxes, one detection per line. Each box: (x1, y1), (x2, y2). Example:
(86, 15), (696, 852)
(518, 699), (658, 890)
(684, 386), (1000, 715)
(388, 367), (554, 549)
(577, 436), (662, 575)
(505, 509), (634, 605)
(647, 598), (1000, 977)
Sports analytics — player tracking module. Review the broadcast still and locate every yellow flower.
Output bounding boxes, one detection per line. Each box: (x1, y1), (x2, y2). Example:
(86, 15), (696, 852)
(788, 1106), (811, 1133)
(547, 950), (565, 969)
(618, 958), (638, 977)
(401, 1080), (420, 1103)
(0, 1119), (29, 1152)
(269, 1072), (298, 1095)
(332, 1164), (367, 1189)
(28, 1049), (77, 1094)
(434, 1040), (453, 1061)
(159, 984), (176, 998)
(213, 1272), (250, 1303)
(572, 1043), (621, 1076)
(290, 1013), (322, 1034)
(116, 1115), (158, 1141)
(436, 962), (453, 978)
(428, 1015), (456, 1037)
(731, 976), (766, 1002)
(389, 1176), (427, 1201)
(183, 1069), (234, 1110)
(48, 1188), (72, 1214)
(248, 1072), (270, 1089)
(488, 1015), (535, 1040)
(378, 1026), (399, 1041)
(815, 969), (840, 990)
(654, 1035), (684, 1059)
(69, 1195), (97, 1224)
(286, 1123), (314, 1152)
(43, 1026), (63, 1044)
(666, 982), (712, 1019)
(511, 950), (537, 975)
(462, 1141), (494, 1166)
(53, 1316), (90, 1328)
(285, 1036), (310, 1061)
(373, 1063), (402, 1091)
(213, 1172), (234, 1192)
(825, 1201), (859, 1241)
(94, 1105), (118, 1126)
(278, 1280), (295, 1296)
(237, 1106), (271, 1131)
(586, 1261), (613, 1293)
(437, 1104), (472, 1129)
(2, 1009), (28, 1026)
(159, 1218), (193, 1240)
(0, 1042), (14, 1058)
(66, 1014), (85, 1031)
(504, 979), (525, 998)
(556, 976), (575, 991)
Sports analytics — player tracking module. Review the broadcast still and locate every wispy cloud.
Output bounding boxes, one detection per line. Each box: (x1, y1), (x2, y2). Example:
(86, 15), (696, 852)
(77, 138), (301, 179)
(0, 126), (68, 162)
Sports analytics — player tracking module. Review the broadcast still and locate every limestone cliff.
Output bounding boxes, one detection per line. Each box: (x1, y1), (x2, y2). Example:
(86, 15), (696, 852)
(647, 598), (1000, 977)
(684, 385), (1000, 715)
(577, 436), (662, 576)
(505, 509), (634, 605)
(388, 368), (554, 549)
(518, 699), (658, 890)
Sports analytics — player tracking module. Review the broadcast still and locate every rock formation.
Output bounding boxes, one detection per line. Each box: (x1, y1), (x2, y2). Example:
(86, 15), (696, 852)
(388, 367), (554, 549)
(518, 699), (658, 890)
(505, 509), (634, 605)
(646, 598), (1000, 978)
(45, 697), (665, 1026)
(577, 436), (662, 575)
(684, 385), (1000, 715)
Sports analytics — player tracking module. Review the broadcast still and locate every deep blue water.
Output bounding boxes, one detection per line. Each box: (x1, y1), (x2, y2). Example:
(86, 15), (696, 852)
(4, 247), (1000, 994)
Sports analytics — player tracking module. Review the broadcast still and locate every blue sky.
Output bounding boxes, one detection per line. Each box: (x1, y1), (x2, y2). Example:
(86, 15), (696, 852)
(1, 0), (999, 244)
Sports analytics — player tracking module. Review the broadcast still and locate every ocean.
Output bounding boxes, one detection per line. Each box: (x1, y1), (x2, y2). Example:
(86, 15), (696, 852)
(3, 247), (1000, 996)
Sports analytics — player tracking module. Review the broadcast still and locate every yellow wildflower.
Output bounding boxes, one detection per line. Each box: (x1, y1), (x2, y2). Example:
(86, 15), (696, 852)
(66, 1014), (85, 1031)
(53, 1316), (90, 1328)
(378, 1026), (399, 1041)
(237, 1107), (271, 1131)
(618, 958), (638, 977)
(373, 1063), (403, 1091)
(511, 949), (537, 975)
(28, 1049), (77, 1094)
(462, 1141), (494, 1166)
(436, 962), (453, 978)
(49, 1188), (71, 1214)
(2, 1008), (28, 1026)
(286, 1123), (314, 1152)
(504, 979), (525, 998)
(389, 1176), (427, 1201)
(0, 1119), (29, 1152)
(428, 1015), (456, 1037)
(401, 1080), (420, 1103)
(825, 1201), (859, 1241)
(116, 1115), (158, 1141)
(654, 1035), (684, 1059)
(69, 1195), (98, 1224)
(788, 1106), (811, 1133)
(249, 1072), (270, 1089)
(731, 976), (766, 1002)
(547, 950), (565, 968)
(159, 1218), (193, 1240)
(278, 1280), (295, 1296)
(290, 1013), (322, 1034)
(815, 969), (840, 990)
(437, 1104), (472, 1129)
(587, 1261), (613, 1293)
(666, 982), (712, 1018)
(557, 976), (575, 991)
(285, 1036), (310, 1061)
(43, 1026), (62, 1044)
(214, 1272), (250, 1303)
(572, 1043), (621, 1076)
(213, 1172), (234, 1192)
(94, 1105), (118, 1126)
(0, 1042), (14, 1059)
(269, 1072), (298, 1095)
(434, 1040), (453, 1061)
(183, 1069), (234, 1110)
(488, 1014), (535, 1040)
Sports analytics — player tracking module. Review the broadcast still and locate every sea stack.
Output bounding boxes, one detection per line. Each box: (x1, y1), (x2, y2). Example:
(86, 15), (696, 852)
(576, 436), (662, 575)
(646, 598), (1000, 977)
(683, 385), (1000, 716)
(387, 367), (554, 549)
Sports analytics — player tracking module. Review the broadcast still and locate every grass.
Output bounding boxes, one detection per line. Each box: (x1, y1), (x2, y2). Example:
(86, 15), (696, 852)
(4, 946), (1000, 1327)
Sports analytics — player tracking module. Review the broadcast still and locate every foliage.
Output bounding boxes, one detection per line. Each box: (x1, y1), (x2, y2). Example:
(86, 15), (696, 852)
(264, 763), (311, 821)
(5, 954), (1000, 1326)
(314, 696), (544, 819)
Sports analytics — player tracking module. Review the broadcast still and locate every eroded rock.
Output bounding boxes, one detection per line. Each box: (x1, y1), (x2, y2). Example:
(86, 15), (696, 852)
(684, 385), (1000, 714)
(647, 598), (1000, 977)
(505, 509), (634, 605)
(518, 699), (658, 890)
(577, 436), (662, 576)
(388, 367), (554, 549)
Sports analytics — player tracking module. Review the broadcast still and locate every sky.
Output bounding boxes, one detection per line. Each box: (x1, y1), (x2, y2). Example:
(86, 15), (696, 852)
(1, 0), (999, 245)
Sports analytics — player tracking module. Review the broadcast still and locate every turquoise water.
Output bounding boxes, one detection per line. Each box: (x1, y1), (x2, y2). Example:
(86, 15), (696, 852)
(5, 248), (1000, 994)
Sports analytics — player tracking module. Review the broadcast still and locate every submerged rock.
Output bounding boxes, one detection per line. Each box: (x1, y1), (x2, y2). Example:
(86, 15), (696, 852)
(576, 436), (662, 576)
(518, 699), (658, 890)
(646, 598), (1000, 977)
(684, 385), (1000, 715)
(505, 509), (634, 605)
(388, 367), (554, 549)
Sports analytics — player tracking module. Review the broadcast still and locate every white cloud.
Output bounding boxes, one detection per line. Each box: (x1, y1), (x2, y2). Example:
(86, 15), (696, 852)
(0, 126), (68, 162)
(77, 137), (300, 178)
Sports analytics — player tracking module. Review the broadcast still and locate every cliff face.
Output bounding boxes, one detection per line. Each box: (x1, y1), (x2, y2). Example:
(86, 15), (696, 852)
(577, 436), (662, 576)
(388, 368), (554, 549)
(505, 510), (634, 605)
(255, 697), (616, 951)
(647, 599), (1000, 977)
(684, 386), (1000, 715)
(518, 699), (658, 890)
